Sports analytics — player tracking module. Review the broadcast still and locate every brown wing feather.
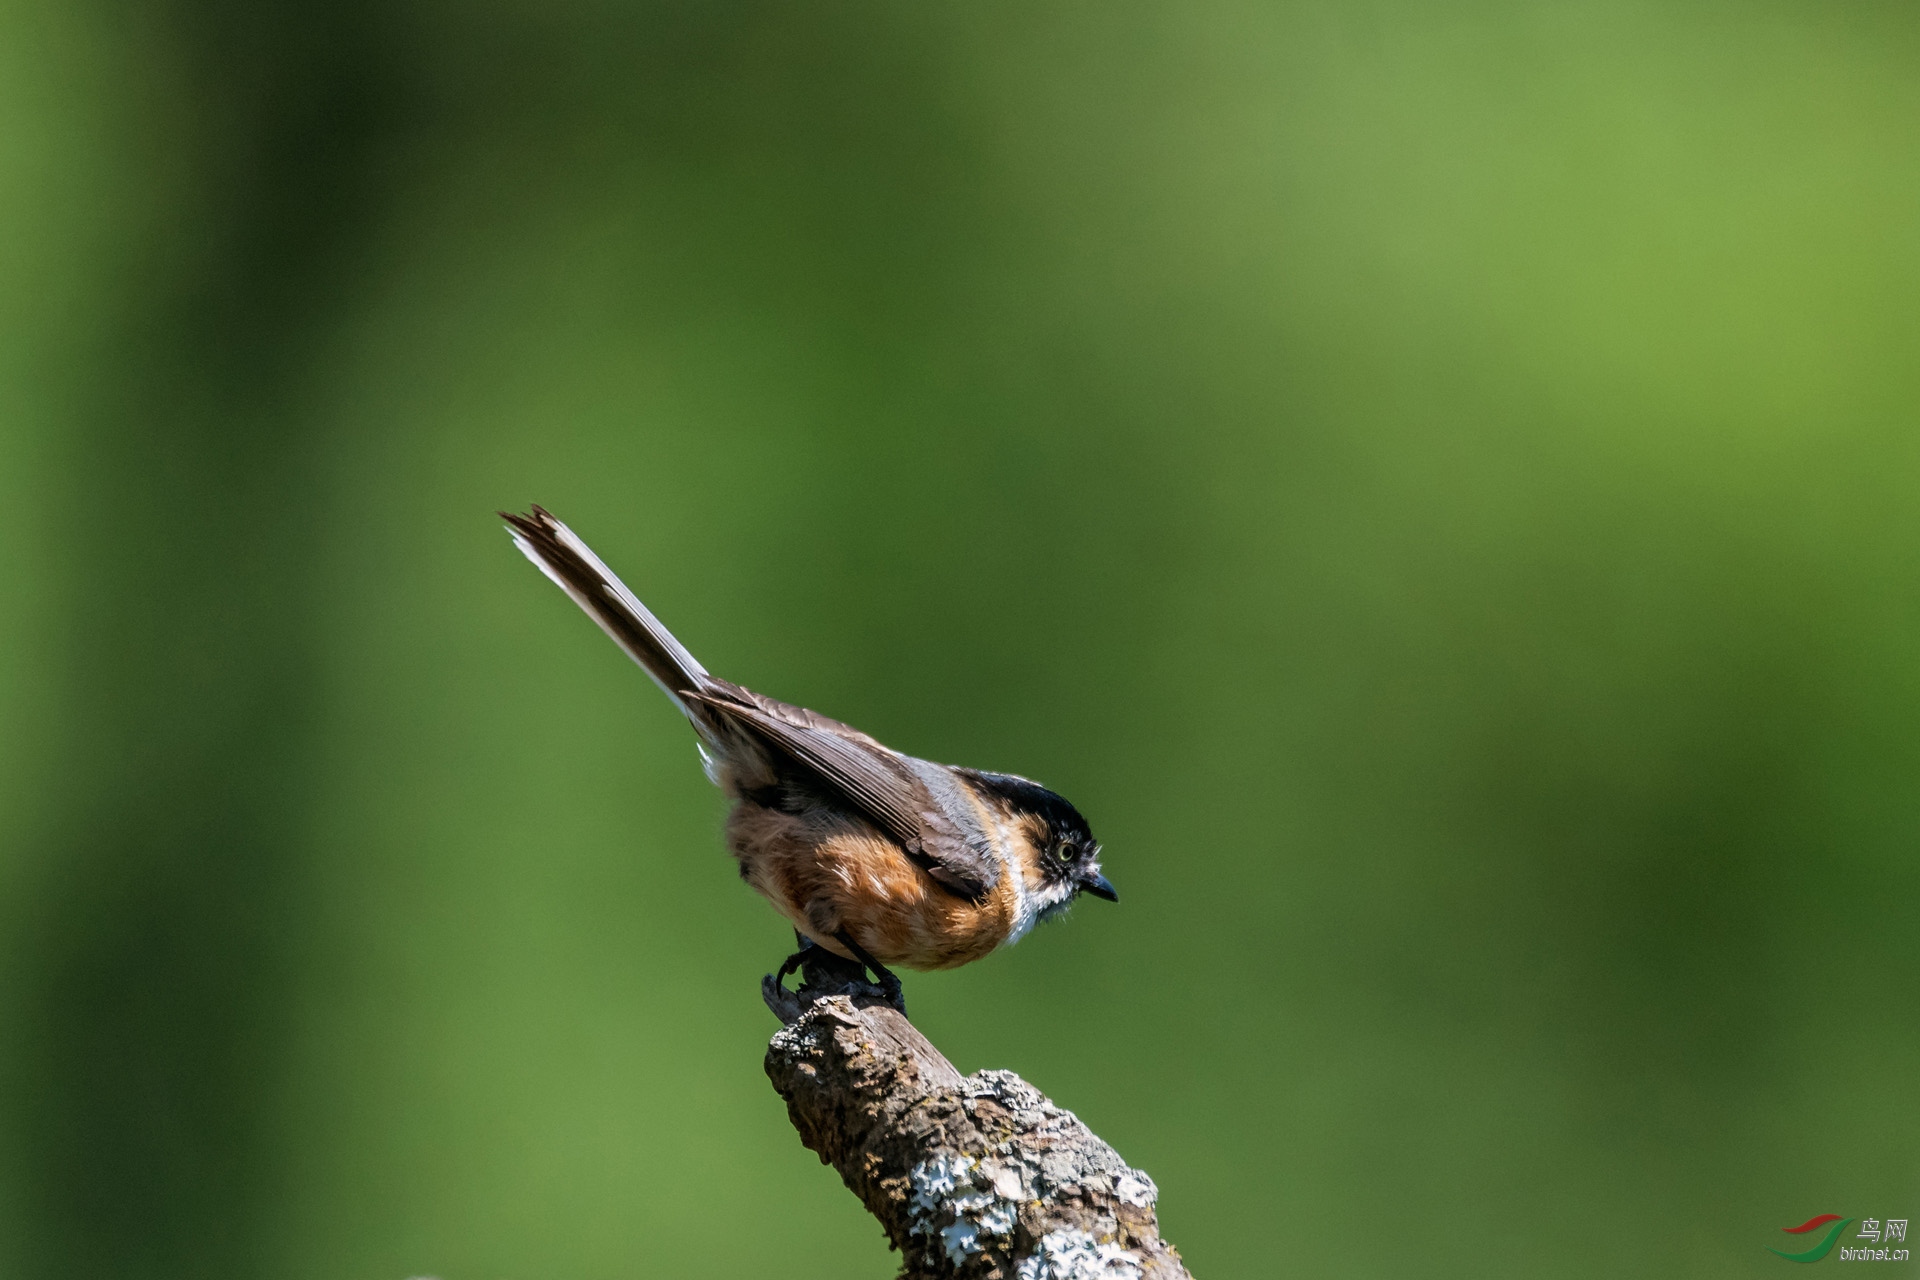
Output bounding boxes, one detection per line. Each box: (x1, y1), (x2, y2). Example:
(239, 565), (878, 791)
(684, 686), (999, 903)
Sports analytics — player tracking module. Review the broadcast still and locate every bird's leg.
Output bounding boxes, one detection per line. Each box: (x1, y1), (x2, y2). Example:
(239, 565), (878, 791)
(834, 929), (906, 1015)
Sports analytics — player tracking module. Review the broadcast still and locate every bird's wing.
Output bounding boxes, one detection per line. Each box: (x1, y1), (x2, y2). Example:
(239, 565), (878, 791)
(685, 685), (1000, 903)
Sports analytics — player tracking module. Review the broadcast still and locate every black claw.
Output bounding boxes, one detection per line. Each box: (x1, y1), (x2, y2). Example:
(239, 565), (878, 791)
(775, 937), (817, 986)
(775, 953), (804, 985)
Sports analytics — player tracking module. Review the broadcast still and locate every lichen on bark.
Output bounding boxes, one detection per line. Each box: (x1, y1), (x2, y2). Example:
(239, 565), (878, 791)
(763, 960), (1192, 1280)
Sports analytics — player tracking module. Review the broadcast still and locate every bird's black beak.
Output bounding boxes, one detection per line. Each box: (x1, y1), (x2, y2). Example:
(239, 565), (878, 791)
(1080, 871), (1119, 903)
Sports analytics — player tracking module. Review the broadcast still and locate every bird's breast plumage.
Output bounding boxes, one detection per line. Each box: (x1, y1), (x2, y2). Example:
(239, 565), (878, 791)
(725, 799), (1025, 971)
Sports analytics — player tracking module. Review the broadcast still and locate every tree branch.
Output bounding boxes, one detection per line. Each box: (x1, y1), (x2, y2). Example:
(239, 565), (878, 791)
(762, 957), (1194, 1280)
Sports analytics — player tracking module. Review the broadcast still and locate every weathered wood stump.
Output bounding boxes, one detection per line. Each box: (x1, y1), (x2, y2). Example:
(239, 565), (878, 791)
(763, 956), (1193, 1280)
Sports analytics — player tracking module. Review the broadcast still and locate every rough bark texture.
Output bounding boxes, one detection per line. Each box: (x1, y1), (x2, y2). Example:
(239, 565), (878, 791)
(763, 957), (1193, 1280)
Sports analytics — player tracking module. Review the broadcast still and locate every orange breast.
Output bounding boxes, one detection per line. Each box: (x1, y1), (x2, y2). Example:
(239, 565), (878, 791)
(725, 803), (1018, 971)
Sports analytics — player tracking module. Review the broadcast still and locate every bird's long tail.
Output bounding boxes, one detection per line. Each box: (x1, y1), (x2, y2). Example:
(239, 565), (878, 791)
(501, 506), (713, 720)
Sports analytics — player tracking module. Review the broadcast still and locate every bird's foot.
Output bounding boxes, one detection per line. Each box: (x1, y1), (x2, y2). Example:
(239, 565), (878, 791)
(762, 934), (908, 1022)
(834, 929), (907, 1018)
(774, 939), (813, 987)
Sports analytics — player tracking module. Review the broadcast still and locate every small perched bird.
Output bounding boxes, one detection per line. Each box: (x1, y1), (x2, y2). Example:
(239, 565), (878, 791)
(502, 506), (1116, 1005)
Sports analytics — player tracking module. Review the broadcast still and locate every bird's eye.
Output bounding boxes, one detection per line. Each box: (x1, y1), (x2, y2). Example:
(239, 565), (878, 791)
(1051, 840), (1074, 864)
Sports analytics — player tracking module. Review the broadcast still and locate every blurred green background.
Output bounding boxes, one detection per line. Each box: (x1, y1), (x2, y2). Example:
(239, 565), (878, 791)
(3, 0), (1918, 1276)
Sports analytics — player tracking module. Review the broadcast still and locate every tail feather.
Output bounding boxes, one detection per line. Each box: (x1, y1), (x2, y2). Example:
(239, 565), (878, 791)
(501, 506), (712, 718)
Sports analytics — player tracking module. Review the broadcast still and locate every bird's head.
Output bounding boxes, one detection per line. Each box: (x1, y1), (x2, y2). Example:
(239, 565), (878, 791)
(960, 769), (1116, 921)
